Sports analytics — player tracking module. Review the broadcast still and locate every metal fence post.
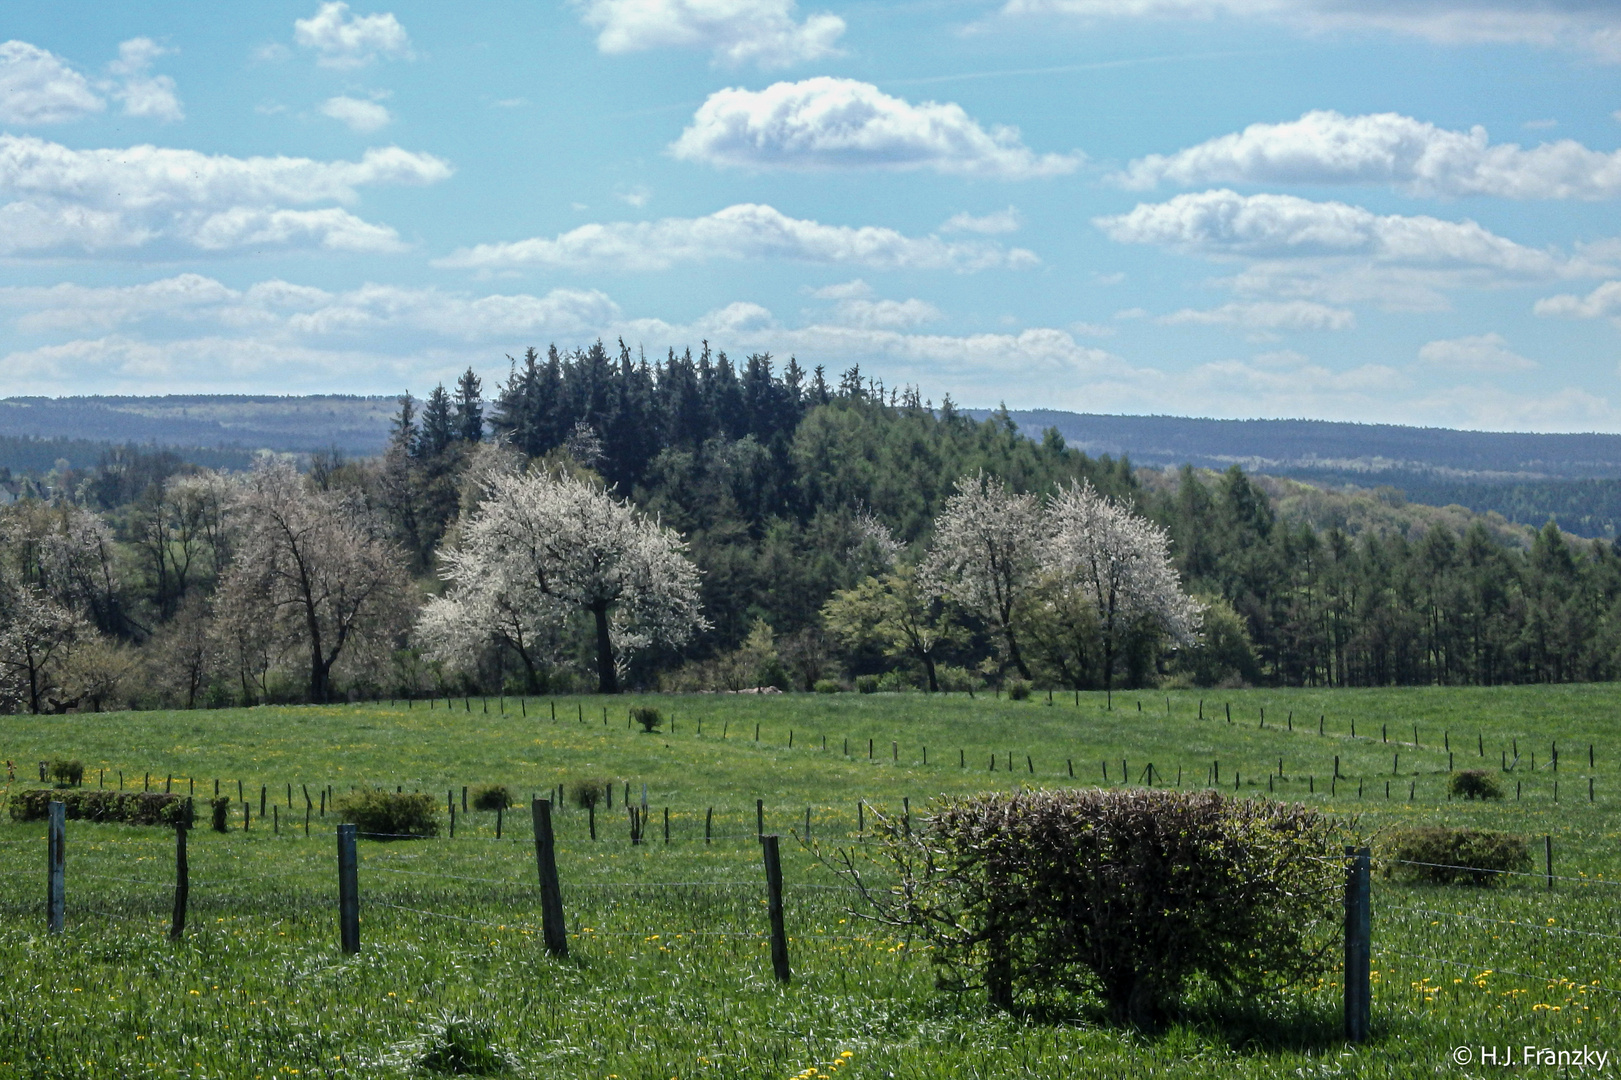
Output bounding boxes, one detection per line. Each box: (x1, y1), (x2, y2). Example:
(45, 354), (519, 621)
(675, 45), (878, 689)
(532, 800), (568, 957)
(47, 801), (65, 935)
(761, 834), (791, 984)
(337, 823), (359, 954)
(1344, 845), (1371, 1043)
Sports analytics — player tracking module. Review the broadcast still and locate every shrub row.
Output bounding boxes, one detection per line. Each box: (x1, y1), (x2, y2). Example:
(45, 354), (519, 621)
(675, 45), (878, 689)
(9, 788), (194, 827)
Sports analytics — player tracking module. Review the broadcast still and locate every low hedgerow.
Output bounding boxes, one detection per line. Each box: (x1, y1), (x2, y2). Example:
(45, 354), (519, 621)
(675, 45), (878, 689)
(1448, 769), (1505, 800)
(334, 789), (440, 839)
(470, 784), (513, 811)
(1383, 827), (1530, 886)
(1005, 679), (1032, 701)
(9, 789), (193, 827)
(813, 679), (841, 694)
(855, 675), (880, 694)
(841, 787), (1343, 1026)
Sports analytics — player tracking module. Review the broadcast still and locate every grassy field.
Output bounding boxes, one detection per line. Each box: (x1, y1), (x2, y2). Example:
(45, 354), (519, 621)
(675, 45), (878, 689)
(2, 685), (1620, 1078)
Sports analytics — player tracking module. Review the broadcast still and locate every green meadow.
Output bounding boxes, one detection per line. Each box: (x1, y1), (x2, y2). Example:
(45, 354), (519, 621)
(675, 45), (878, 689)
(2, 686), (1619, 1078)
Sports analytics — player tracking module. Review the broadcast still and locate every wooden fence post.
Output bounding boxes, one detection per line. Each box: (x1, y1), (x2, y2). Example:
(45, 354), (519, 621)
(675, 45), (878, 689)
(337, 823), (359, 955)
(1546, 835), (1554, 890)
(705, 807), (712, 844)
(170, 806), (189, 941)
(47, 801), (65, 935)
(532, 800), (568, 957)
(761, 834), (791, 984)
(1344, 845), (1371, 1043)
(756, 798), (764, 839)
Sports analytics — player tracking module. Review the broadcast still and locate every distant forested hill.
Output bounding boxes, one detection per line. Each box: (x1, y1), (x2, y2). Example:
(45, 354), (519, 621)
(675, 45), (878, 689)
(0, 395), (396, 455)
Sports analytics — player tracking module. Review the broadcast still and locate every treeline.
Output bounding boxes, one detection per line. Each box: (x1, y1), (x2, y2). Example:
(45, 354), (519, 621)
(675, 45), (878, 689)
(3, 341), (1621, 713)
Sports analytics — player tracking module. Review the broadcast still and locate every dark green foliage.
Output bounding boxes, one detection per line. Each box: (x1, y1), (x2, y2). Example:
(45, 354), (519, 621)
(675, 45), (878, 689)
(1448, 769), (1505, 800)
(470, 784), (512, 811)
(334, 789), (440, 838)
(855, 675), (879, 694)
(568, 778), (607, 809)
(48, 759), (84, 786)
(1384, 827), (1530, 886)
(413, 1013), (516, 1075)
(10, 788), (193, 827)
(813, 679), (841, 694)
(631, 706), (662, 732)
(210, 796), (230, 832)
(1005, 679), (1031, 701)
(852, 788), (1341, 1025)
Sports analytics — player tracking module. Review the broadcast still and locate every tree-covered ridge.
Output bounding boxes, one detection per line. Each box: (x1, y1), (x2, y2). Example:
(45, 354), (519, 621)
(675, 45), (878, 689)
(3, 340), (1621, 713)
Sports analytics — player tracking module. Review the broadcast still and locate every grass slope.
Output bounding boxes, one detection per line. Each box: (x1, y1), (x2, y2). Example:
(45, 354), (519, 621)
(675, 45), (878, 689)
(2, 686), (1619, 1078)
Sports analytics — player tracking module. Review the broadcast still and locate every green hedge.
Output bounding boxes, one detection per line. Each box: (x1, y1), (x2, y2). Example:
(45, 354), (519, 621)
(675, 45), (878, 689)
(1384, 827), (1530, 886)
(333, 789), (439, 839)
(8, 789), (194, 827)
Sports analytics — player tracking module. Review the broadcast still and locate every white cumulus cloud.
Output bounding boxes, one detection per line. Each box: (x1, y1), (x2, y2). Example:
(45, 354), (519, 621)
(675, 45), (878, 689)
(577, 0), (844, 68)
(0, 40), (104, 124)
(670, 78), (1080, 179)
(999, 0), (1621, 63)
(1534, 281), (1621, 323)
(294, 2), (414, 68)
(1117, 110), (1621, 199)
(0, 135), (450, 257)
(436, 203), (1040, 273)
(1160, 300), (1356, 330)
(942, 207), (1022, 234)
(1417, 332), (1538, 372)
(106, 38), (184, 122)
(320, 95), (392, 132)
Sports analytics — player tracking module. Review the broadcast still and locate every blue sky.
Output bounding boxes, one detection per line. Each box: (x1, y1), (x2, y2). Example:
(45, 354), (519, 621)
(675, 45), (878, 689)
(3, 0), (1621, 430)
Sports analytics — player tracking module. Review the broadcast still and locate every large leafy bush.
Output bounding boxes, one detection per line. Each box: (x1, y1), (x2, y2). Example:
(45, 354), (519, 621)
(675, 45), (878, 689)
(334, 789), (440, 839)
(839, 788), (1342, 1025)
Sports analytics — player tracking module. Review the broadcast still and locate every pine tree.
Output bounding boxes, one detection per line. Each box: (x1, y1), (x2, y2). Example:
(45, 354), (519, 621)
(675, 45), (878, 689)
(454, 368), (484, 444)
(416, 384), (456, 459)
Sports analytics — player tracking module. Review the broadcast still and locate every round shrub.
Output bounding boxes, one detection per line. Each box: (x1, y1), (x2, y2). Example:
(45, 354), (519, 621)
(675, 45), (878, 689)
(1384, 827), (1529, 886)
(854, 675), (880, 694)
(49, 759), (84, 787)
(630, 706), (662, 733)
(849, 787), (1343, 1025)
(335, 789), (440, 839)
(813, 679), (841, 694)
(1448, 769), (1505, 800)
(568, 778), (608, 809)
(1005, 679), (1031, 701)
(470, 784), (513, 812)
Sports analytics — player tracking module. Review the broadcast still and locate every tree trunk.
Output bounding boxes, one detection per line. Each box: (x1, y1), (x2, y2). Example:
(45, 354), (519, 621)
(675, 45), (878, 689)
(923, 652), (939, 693)
(1004, 626), (1031, 680)
(592, 603), (619, 694)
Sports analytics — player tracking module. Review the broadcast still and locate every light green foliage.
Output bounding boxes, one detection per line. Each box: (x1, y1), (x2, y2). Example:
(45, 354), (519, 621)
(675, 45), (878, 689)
(0, 685), (1618, 1076)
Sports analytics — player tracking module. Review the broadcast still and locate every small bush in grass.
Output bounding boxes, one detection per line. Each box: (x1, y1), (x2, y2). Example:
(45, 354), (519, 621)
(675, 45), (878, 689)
(844, 787), (1343, 1026)
(1384, 827), (1529, 886)
(568, 778), (608, 809)
(855, 675), (880, 694)
(414, 1013), (517, 1075)
(334, 789), (440, 839)
(630, 706), (662, 733)
(48, 759), (84, 787)
(1448, 769), (1505, 800)
(470, 784), (513, 811)
(1005, 679), (1031, 701)
(813, 679), (841, 694)
(210, 796), (231, 832)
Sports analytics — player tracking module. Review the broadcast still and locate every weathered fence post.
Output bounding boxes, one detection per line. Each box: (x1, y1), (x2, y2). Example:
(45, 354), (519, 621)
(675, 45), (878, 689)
(1546, 835), (1554, 890)
(756, 798), (764, 839)
(47, 801), (65, 935)
(171, 805), (189, 941)
(1344, 846), (1371, 1043)
(532, 800), (568, 957)
(337, 823), (359, 955)
(761, 834), (791, 984)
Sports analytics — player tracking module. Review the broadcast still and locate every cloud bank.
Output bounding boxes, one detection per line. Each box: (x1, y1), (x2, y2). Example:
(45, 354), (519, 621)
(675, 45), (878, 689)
(576, 0), (844, 68)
